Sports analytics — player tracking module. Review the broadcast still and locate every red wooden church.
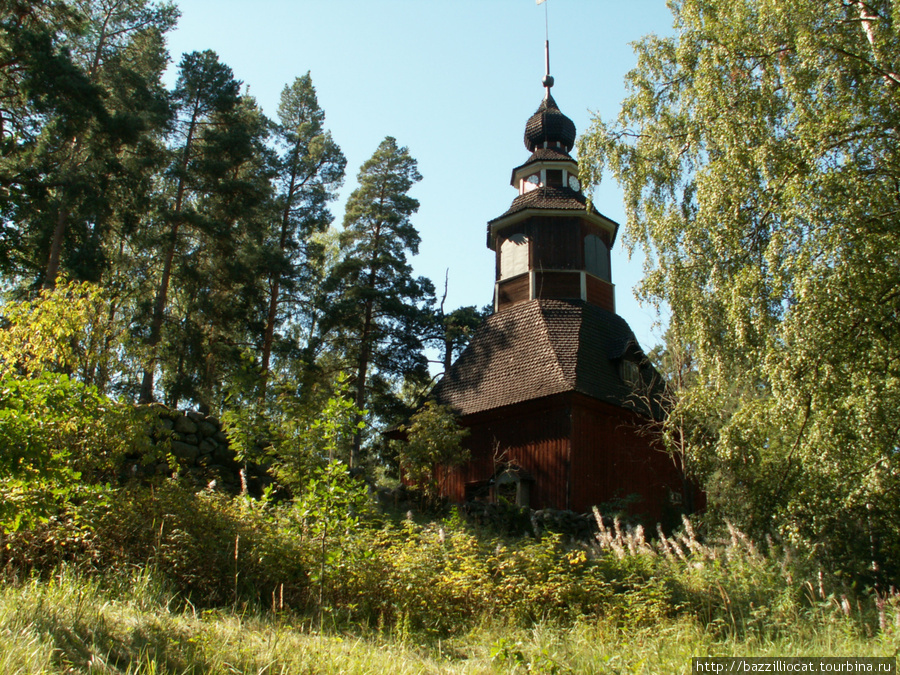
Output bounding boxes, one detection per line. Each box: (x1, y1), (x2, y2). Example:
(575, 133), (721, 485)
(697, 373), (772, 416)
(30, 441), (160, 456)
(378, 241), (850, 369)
(432, 70), (691, 525)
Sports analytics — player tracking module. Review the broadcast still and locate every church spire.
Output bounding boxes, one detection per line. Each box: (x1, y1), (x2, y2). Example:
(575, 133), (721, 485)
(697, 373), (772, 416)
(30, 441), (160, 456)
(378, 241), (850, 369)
(542, 39), (554, 98)
(485, 39), (620, 314)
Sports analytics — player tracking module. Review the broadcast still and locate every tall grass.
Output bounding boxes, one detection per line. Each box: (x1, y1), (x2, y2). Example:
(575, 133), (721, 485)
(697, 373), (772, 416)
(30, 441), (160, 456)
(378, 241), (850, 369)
(0, 567), (894, 674)
(2, 482), (897, 672)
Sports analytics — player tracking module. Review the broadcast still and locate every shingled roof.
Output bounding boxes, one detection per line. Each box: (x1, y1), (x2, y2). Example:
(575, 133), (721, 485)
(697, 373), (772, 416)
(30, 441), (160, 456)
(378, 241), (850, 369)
(433, 299), (661, 417)
(513, 147), (574, 171)
(489, 186), (597, 224)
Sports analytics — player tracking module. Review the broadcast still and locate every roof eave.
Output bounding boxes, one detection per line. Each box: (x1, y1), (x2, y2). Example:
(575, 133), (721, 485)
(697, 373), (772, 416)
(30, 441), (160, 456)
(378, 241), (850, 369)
(486, 207), (620, 249)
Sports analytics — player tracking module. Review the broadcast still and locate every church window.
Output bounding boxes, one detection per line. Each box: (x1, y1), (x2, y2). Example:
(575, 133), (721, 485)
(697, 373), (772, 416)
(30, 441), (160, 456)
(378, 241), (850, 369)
(500, 233), (529, 279)
(584, 234), (610, 281)
(621, 359), (641, 387)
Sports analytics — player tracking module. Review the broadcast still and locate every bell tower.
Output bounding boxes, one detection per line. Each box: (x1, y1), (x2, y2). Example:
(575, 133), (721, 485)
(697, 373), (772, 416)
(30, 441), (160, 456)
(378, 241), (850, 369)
(489, 51), (619, 314)
(430, 39), (699, 523)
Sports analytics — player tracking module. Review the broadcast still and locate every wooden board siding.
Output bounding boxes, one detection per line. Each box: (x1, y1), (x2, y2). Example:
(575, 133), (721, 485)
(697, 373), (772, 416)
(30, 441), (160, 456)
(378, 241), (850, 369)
(440, 392), (700, 527)
(534, 270), (581, 301)
(568, 394), (687, 527)
(496, 274), (530, 310)
(586, 275), (615, 312)
(530, 217), (580, 270)
(442, 396), (572, 509)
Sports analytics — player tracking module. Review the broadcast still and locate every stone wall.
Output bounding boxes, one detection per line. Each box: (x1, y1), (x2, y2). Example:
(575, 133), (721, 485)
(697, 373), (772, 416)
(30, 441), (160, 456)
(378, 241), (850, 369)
(120, 407), (272, 496)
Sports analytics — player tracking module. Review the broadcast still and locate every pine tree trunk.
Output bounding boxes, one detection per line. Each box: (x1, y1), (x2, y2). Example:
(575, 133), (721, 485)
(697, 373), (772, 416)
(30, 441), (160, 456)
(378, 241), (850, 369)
(43, 201), (69, 289)
(351, 298), (373, 469)
(139, 223), (179, 403)
(260, 278), (279, 399)
(350, 220), (383, 468)
(260, 164), (297, 399)
(139, 110), (197, 403)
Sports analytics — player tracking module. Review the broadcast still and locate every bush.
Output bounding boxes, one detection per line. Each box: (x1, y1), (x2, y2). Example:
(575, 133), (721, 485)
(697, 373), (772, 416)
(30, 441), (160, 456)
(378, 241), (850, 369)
(3, 483), (894, 642)
(0, 373), (145, 532)
(3, 482), (311, 610)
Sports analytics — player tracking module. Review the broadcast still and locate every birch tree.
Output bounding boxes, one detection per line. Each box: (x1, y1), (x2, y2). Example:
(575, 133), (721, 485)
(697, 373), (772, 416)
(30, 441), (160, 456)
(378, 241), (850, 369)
(579, 0), (900, 583)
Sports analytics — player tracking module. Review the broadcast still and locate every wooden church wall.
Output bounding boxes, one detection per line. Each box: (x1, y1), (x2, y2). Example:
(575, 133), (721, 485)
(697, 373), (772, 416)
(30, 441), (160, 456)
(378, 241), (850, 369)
(533, 271), (581, 301)
(585, 275), (615, 312)
(440, 393), (691, 527)
(568, 394), (686, 526)
(496, 274), (530, 308)
(529, 217), (580, 270)
(442, 396), (572, 509)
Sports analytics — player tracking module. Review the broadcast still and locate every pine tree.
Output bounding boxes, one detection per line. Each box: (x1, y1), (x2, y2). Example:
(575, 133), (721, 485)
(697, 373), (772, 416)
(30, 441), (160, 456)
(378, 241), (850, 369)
(321, 137), (434, 467)
(138, 49), (242, 403)
(157, 95), (275, 411)
(259, 73), (345, 399)
(0, 0), (176, 288)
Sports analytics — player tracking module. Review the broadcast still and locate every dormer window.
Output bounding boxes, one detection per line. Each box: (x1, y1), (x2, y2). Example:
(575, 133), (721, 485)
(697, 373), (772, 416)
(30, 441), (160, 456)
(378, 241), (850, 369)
(621, 359), (641, 387)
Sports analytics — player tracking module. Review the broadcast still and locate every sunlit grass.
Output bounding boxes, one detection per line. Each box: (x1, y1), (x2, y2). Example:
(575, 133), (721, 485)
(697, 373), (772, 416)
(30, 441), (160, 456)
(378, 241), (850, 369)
(0, 567), (894, 675)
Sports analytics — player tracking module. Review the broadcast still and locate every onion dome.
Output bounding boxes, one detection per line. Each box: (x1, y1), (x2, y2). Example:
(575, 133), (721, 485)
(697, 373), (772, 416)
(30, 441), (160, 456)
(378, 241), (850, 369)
(523, 94), (576, 152)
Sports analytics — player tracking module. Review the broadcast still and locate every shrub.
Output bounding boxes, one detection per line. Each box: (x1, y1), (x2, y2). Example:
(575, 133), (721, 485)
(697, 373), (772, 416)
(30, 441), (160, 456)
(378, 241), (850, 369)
(0, 373), (145, 532)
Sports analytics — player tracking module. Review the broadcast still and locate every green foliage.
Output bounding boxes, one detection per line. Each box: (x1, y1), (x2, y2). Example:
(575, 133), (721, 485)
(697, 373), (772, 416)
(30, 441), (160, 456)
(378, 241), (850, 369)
(0, 280), (128, 388)
(0, 373), (140, 532)
(0, 281), (143, 531)
(3, 470), (899, 656)
(396, 401), (469, 505)
(5, 482), (310, 608)
(578, 0), (900, 585)
(138, 48), (265, 408)
(294, 460), (374, 622)
(258, 72), (346, 397)
(222, 372), (365, 488)
(0, 0), (176, 287)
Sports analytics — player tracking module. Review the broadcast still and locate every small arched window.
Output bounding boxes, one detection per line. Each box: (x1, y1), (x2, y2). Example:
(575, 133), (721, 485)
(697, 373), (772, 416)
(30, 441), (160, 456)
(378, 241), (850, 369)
(584, 234), (610, 281)
(500, 233), (529, 280)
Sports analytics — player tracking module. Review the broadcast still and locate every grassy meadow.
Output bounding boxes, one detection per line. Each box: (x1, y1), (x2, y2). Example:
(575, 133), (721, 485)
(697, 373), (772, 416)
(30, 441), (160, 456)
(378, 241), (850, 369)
(0, 482), (896, 674)
(0, 565), (894, 674)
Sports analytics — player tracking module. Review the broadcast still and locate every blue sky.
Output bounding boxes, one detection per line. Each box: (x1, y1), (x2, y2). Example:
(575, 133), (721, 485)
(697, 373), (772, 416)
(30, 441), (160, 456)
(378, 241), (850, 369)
(164, 0), (676, 355)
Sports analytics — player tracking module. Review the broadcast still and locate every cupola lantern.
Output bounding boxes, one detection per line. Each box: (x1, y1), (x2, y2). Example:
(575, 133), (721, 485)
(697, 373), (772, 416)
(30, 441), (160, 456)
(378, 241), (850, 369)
(487, 78), (619, 314)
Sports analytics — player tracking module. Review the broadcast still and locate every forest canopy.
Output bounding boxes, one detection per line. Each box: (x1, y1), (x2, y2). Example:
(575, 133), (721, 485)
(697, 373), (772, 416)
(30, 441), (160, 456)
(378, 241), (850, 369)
(0, 0), (483, 457)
